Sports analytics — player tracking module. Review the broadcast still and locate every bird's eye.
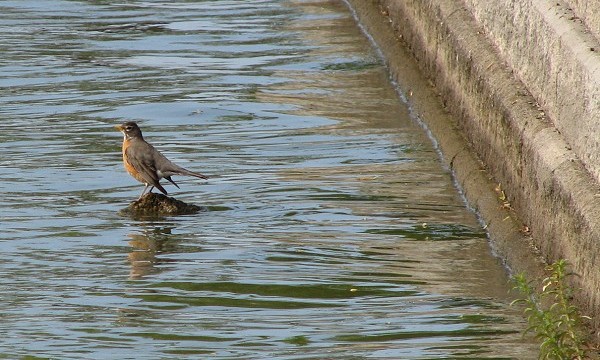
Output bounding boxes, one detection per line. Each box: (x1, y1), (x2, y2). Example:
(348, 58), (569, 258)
(125, 126), (133, 131)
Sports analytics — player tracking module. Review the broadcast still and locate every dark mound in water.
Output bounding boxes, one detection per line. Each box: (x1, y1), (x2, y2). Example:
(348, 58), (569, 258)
(120, 193), (204, 218)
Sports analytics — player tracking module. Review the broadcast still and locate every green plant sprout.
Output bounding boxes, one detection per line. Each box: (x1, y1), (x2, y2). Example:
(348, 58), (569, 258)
(511, 259), (592, 359)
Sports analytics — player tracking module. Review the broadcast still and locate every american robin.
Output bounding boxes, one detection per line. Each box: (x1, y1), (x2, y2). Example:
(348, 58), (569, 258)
(115, 121), (208, 199)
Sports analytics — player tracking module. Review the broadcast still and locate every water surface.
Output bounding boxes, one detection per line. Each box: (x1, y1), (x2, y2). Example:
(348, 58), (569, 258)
(0, 0), (536, 358)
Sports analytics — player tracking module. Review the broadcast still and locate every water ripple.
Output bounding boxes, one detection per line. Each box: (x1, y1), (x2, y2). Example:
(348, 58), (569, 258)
(0, 0), (536, 359)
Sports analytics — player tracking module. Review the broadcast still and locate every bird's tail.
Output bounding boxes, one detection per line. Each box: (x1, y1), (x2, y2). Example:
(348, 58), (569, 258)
(178, 168), (208, 180)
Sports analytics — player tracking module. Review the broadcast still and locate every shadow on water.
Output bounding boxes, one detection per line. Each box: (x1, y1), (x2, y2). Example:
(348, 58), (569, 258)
(0, 0), (537, 359)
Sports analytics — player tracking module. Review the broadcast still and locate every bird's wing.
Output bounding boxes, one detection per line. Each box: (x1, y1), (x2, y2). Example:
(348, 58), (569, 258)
(155, 153), (209, 179)
(125, 142), (161, 185)
(125, 143), (169, 195)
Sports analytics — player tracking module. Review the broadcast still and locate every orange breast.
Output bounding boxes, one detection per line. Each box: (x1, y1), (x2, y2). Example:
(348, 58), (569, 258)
(122, 139), (146, 184)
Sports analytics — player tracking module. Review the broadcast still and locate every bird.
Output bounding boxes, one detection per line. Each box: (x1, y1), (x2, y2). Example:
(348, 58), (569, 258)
(115, 121), (208, 199)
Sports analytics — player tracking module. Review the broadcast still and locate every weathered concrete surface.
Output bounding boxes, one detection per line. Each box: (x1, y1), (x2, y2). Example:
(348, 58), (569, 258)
(565, 0), (600, 42)
(463, 0), (600, 184)
(344, 0), (600, 332)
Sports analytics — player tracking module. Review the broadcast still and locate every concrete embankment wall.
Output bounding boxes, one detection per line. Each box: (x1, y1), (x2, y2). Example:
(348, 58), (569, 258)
(345, 0), (600, 330)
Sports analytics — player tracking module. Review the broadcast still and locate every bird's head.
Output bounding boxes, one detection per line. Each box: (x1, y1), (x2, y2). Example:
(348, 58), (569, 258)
(115, 121), (143, 140)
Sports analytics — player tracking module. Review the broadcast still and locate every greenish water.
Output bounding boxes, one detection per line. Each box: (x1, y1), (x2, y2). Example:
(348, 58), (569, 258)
(0, 0), (536, 358)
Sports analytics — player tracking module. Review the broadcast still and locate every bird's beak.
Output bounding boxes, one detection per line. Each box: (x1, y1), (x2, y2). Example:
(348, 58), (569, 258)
(115, 124), (124, 131)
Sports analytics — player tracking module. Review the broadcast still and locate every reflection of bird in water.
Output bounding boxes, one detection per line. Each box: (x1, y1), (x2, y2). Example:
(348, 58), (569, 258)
(127, 227), (176, 279)
(128, 233), (158, 279)
(116, 121), (208, 199)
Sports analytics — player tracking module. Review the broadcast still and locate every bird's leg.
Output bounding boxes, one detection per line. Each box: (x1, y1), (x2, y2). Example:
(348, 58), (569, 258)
(139, 184), (151, 199)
